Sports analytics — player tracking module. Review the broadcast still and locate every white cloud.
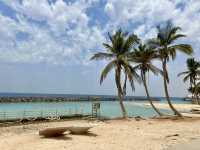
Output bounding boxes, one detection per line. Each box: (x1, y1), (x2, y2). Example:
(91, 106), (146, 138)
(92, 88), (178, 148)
(104, 0), (200, 57)
(0, 0), (199, 66)
(0, 0), (104, 65)
(104, 3), (114, 18)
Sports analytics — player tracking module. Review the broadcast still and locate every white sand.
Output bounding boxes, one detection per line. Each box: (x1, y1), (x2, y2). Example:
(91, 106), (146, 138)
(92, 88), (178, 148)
(1, 118), (200, 150)
(132, 102), (200, 112)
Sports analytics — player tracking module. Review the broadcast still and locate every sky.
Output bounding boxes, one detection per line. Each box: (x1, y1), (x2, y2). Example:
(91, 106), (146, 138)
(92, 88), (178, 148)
(0, 0), (199, 97)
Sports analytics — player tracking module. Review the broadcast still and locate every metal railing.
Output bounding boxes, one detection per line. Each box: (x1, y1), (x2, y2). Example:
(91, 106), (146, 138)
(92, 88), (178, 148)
(0, 107), (87, 121)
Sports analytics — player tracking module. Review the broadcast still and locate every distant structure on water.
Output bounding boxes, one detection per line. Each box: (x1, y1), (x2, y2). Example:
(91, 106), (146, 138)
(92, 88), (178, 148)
(0, 93), (184, 103)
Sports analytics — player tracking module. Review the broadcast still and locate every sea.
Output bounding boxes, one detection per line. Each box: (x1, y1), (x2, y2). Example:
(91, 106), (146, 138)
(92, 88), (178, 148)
(0, 93), (190, 120)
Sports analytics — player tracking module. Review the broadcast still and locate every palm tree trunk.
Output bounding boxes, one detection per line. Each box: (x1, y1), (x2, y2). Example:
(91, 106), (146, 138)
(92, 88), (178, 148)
(162, 60), (182, 117)
(193, 80), (200, 105)
(197, 93), (200, 105)
(143, 72), (163, 116)
(190, 82), (195, 104)
(123, 74), (127, 97)
(191, 93), (195, 104)
(197, 94), (200, 105)
(115, 66), (127, 118)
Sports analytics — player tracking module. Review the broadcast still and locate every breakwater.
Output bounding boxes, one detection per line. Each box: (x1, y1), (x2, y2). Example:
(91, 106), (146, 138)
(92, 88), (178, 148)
(0, 96), (103, 103)
(0, 94), (160, 103)
(0, 96), (136, 103)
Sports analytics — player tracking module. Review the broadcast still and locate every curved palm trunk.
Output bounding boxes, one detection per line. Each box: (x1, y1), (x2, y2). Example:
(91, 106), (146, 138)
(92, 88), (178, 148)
(123, 74), (127, 97)
(143, 73), (163, 116)
(196, 94), (200, 105)
(197, 93), (200, 105)
(191, 93), (196, 104)
(162, 60), (182, 117)
(193, 80), (200, 105)
(190, 82), (196, 104)
(115, 66), (127, 118)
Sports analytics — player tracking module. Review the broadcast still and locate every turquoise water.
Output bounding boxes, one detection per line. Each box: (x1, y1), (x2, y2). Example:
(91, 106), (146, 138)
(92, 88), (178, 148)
(0, 100), (190, 120)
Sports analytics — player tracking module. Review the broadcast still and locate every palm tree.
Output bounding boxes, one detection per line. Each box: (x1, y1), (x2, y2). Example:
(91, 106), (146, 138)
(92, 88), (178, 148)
(91, 29), (140, 118)
(178, 58), (200, 104)
(130, 43), (163, 116)
(194, 79), (200, 104)
(195, 82), (200, 100)
(188, 83), (200, 104)
(148, 22), (193, 117)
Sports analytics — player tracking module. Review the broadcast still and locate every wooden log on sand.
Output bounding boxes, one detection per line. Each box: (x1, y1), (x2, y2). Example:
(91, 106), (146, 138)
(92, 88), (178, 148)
(39, 127), (69, 137)
(68, 126), (92, 134)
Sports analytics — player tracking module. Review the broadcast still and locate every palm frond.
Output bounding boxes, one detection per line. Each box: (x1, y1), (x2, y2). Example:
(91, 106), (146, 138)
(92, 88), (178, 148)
(123, 64), (135, 91)
(90, 52), (114, 61)
(170, 44), (193, 55)
(147, 38), (160, 49)
(177, 71), (190, 77)
(167, 26), (182, 42)
(168, 47), (176, 60)
(128, 65), (142, 83)
(122, 59), (142, 90)
(169, 34), (186, 44)
(148, 64), (163, 76)
(103, 43), (115, 53)
(169, 26), (181, 36)
(108, 32), (114, 46)
(183, 74), (190, 83)
(100, 60), (116, 84)
(123, 33), (140, 53)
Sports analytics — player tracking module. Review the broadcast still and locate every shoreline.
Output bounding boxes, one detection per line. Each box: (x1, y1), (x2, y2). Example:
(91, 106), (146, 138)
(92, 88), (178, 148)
(131, 102), (200, 112)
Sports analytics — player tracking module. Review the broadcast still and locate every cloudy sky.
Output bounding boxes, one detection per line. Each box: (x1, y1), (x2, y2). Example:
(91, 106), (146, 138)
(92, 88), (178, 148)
(0, 0), (199, 97)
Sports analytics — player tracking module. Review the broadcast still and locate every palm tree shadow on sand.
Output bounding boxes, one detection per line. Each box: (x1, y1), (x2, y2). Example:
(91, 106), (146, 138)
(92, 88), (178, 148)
(40, 132), (98, 140)
(71, 132), (98, 137)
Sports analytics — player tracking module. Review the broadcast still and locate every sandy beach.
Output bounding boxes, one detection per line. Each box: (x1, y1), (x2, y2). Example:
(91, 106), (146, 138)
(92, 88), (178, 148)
(132, 102), (200, 112)
(0, 118), (200, 150)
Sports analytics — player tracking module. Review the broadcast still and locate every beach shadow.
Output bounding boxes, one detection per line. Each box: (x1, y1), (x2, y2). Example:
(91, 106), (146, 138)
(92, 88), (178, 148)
(40, 134), (72, 141)
(71, 132), (98, 137)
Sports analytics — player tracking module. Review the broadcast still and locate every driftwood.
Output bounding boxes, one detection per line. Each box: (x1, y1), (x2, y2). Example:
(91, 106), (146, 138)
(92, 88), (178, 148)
(39, 127), (68, 137)
(165, 133), (179, 138)
(135, 116), (146, 121)
(68, 126), (92, 134)
(191, 109), (200, 114)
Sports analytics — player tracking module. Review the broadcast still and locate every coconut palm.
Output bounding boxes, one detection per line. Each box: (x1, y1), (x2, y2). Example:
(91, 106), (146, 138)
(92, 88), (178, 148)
(148, 22), (193, 117)
(130, 43), (163, 116)
(196, 83), (200, 98)
(188, 84), (200, 104)
(91, 29), (140, 118)
(194, 81), (200, 103)
(178, 58), (200, 104)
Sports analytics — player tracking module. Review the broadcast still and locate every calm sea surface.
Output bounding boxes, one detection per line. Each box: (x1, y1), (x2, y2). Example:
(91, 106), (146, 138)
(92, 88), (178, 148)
(0, 94), (190, 120)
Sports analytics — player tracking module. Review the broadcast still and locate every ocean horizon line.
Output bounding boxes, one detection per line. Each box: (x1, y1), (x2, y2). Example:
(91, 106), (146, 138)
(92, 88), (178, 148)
(0, 92), (185, 99)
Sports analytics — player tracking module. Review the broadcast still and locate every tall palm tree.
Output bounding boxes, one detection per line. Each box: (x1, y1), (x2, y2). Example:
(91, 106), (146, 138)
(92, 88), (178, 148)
(188, 83), (200, 104)
(91, 29), (140, 118)
(194, 77), (200, 104)
(178, 58), (200, 104)
(195, 82), (200, 100)
(130, 43), (163, 116)
(148, 22), (193, 117)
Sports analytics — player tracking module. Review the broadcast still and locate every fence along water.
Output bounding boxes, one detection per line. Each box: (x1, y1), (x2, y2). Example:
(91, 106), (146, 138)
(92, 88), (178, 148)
(0, 96), (103, 122)
(0, 107), (88, 122)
